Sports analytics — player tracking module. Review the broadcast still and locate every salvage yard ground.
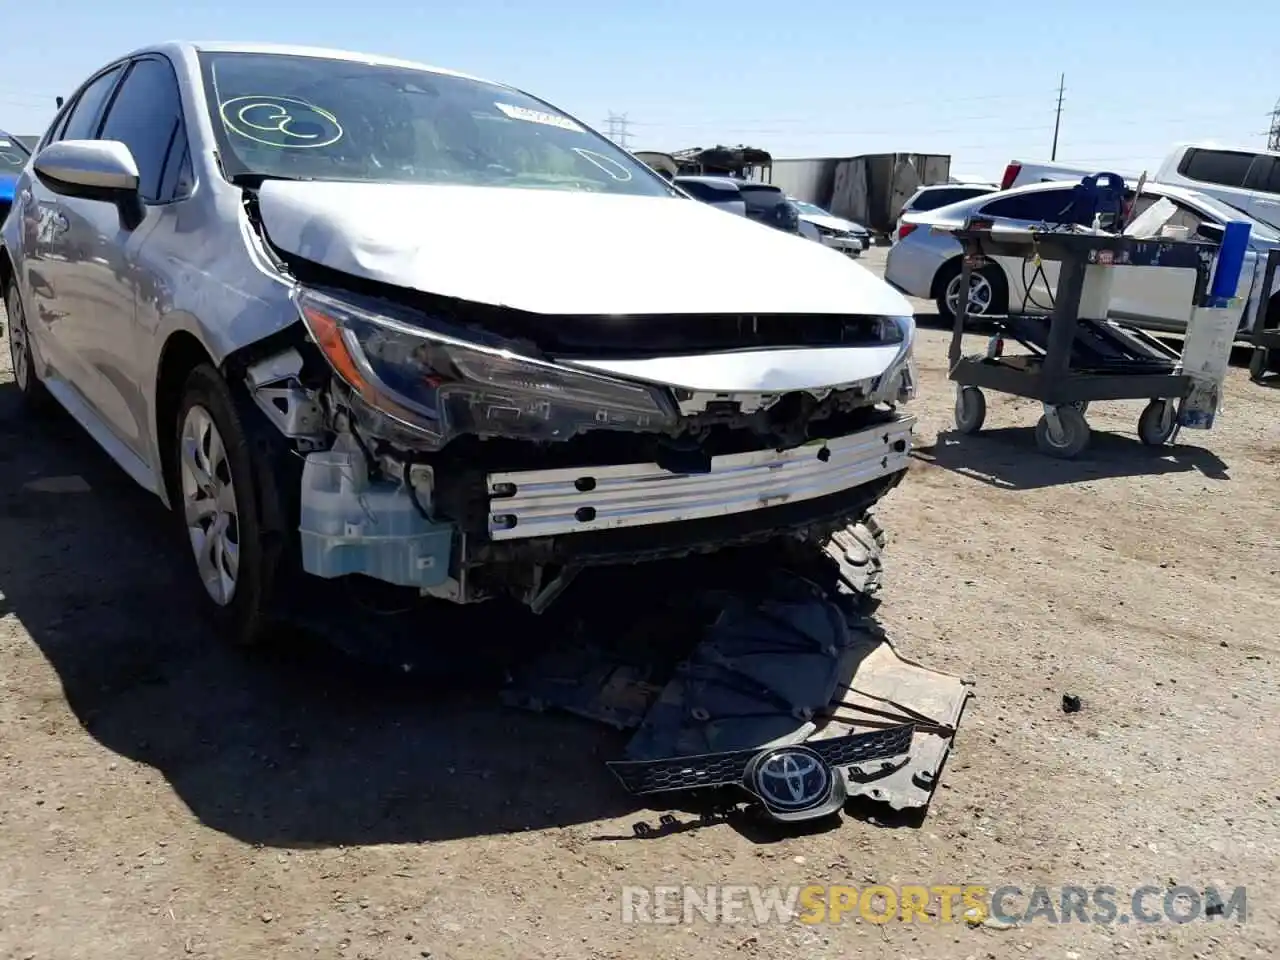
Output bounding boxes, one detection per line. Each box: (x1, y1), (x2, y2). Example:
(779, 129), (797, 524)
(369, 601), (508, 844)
(1, 246), (1278, 960)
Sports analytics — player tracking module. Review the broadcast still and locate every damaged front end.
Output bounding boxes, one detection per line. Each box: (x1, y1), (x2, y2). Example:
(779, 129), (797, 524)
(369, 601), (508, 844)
(242, 280), (918, 613)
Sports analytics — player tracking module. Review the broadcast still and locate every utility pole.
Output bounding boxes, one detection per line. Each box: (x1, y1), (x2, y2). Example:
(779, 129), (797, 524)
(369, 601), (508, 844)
(1267, 97), (1280, 152)
(1050, 74), (1065, 161)
(604, 112), (632, 150)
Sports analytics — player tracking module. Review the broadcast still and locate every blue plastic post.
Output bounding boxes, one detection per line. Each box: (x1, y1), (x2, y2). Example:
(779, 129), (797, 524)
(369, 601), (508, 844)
(1209, 220), (1252, 305)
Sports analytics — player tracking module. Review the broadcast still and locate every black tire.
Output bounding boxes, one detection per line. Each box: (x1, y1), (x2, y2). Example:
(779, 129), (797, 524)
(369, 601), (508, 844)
(170, 364), (284, 646)
(954, 386), (987, 434)
(934, 260), (1007, 323)
(1034, 406), (1090, 459)
(4, 282), (54, 413)
(823, 510), (889, 611)
(1137, 398), (1177, 447)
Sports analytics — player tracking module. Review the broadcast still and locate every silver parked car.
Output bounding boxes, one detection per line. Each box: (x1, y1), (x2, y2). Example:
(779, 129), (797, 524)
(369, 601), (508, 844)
(891, 182), (995, 245)
(1, 42), (918, 645)
(789, 199), (871, 255)
(884, 178), (1280, 332)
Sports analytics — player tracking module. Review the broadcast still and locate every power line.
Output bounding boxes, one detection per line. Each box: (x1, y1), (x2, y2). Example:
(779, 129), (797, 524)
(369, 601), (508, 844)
(623, 90), (1067, 128)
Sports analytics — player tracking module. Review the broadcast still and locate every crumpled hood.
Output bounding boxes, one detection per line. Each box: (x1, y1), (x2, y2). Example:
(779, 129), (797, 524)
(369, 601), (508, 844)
(256, 180), (912, 318)
(802, 212), (866, 234)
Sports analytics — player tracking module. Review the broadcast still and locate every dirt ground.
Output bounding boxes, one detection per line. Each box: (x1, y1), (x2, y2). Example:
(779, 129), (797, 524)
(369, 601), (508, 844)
(2, 247), (1278, 960)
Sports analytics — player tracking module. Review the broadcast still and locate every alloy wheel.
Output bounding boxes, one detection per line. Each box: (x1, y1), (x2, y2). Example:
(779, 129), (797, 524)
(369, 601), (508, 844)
(179, 405), (241, 606)
(946, 272), (994, 317)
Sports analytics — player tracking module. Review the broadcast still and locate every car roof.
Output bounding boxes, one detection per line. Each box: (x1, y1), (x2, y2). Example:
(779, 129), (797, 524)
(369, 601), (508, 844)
(909, 176), (1239, 224)
(917, 182), (993, 192)
(0, 129), (28, 154)
(990, 177), (1207, 206)
(123, 41), (500, 87)
(674, 175), (739, 185)
(674, 175), (742, 191)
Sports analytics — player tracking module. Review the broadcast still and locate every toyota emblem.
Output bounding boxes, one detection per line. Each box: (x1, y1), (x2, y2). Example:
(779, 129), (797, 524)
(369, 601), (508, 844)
(746, 746), (833, 813)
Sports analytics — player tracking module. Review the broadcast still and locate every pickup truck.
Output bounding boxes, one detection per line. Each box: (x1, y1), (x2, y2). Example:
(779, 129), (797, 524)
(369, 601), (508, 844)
(999, 158), (1139, 191)
(1000, 144), (1280, 232)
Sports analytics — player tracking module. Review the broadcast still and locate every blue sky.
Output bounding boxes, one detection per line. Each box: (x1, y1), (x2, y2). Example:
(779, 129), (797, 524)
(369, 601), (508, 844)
(1, 0), (1274, 180)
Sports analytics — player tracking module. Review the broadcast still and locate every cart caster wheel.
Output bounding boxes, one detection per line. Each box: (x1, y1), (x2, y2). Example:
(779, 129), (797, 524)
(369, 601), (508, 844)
(1070, 400), (1090, 415)
(954, 387), (987, 434)
(1138, 398), (1177, 446)
(1250, 347), (1269, 382)
(1035, 406), (1090, 458)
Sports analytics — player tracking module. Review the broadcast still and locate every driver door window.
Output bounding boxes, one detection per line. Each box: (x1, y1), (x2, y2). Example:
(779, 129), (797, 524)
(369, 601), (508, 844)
(1127, 194), (1208, 235)
(54, 65), (125, 143)
(980, 189), (1076, 224)
(97, 57), (189, 203)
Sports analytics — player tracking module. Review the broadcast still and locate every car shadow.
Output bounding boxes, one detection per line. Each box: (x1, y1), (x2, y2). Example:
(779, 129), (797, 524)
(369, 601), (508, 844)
(913, 427), (1230, 491)
(0, 381), (639, 848)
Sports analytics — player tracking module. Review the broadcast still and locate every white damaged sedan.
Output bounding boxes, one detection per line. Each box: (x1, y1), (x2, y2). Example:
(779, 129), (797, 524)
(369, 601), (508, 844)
(0, 42), (917, 643)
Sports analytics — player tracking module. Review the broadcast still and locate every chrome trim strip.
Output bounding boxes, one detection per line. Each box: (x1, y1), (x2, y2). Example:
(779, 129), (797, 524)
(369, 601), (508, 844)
(486, 416), (914, 540)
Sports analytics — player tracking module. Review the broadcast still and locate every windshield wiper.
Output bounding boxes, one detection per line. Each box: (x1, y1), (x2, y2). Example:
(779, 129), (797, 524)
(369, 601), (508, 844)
(499, 172), (605, 190)
(228, 172), (313, 188)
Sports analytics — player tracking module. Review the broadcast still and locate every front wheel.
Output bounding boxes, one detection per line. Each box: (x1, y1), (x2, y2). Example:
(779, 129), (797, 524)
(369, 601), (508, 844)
(172, 364), (280, 645)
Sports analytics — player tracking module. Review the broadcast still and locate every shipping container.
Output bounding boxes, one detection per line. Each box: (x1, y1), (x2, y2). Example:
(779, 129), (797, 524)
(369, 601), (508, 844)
(754, 152), (951, 238)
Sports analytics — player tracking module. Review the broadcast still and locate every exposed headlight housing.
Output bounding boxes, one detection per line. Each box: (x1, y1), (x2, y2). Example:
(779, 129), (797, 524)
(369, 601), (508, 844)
(294, 287), (678, 448)
(874, 315), (917, 404)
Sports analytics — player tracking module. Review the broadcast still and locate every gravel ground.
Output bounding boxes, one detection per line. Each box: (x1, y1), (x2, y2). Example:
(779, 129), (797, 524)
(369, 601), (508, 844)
(1, 247), (1278, 960)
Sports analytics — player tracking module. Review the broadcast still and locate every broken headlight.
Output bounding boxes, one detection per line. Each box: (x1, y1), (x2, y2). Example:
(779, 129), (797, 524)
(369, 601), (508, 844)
(295, 287), (678, 445)
(873, 315), (916, 404)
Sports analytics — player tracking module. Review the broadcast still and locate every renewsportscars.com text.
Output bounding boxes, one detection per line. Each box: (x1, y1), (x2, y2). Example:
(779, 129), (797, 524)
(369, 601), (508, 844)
(621, 884), (1247, 926)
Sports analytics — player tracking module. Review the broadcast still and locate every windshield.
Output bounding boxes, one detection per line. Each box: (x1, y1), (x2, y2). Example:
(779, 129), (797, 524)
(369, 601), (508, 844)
(1176, 191), (1280, 242)
(0, 134), (30, 174)
(198, 52), (675, 196)
(790, 199), (830, 217)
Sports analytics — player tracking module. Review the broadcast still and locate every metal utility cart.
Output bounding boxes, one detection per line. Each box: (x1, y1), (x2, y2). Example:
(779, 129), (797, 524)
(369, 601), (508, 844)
(946, 224), (1216, 458)
(1248, 247), (1280, 382)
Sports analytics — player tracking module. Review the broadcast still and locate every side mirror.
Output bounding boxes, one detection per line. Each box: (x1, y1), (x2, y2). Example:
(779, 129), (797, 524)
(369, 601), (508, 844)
(1196, 220), (1225, 243)
(33, 139), (145, 231)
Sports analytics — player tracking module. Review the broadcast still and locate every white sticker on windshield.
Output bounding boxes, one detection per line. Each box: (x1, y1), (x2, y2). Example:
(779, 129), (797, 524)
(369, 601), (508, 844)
(494, 102), (583, 133)
(0, 139), (11, 148)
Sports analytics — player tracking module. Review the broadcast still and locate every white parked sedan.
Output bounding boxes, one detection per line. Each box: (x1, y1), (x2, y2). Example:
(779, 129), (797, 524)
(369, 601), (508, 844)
(790, 199), (871, 255)
(884, 179), (1280, 333)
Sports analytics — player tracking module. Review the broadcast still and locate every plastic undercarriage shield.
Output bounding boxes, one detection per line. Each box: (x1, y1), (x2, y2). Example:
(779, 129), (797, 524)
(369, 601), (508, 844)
(503, 557), (970, 825)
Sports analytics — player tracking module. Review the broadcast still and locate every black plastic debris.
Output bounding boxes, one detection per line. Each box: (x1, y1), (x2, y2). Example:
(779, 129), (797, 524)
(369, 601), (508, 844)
(1062, 693), (1082, 714)
(504, 564), (970, 826)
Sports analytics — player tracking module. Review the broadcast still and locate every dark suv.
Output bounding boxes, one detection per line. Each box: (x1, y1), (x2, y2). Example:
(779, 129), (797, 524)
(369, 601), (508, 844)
(674, 175), (801, 233)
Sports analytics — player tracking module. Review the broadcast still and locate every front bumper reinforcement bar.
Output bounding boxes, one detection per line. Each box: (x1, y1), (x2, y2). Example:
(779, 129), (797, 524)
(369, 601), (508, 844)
(486, 415), (915, 541)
